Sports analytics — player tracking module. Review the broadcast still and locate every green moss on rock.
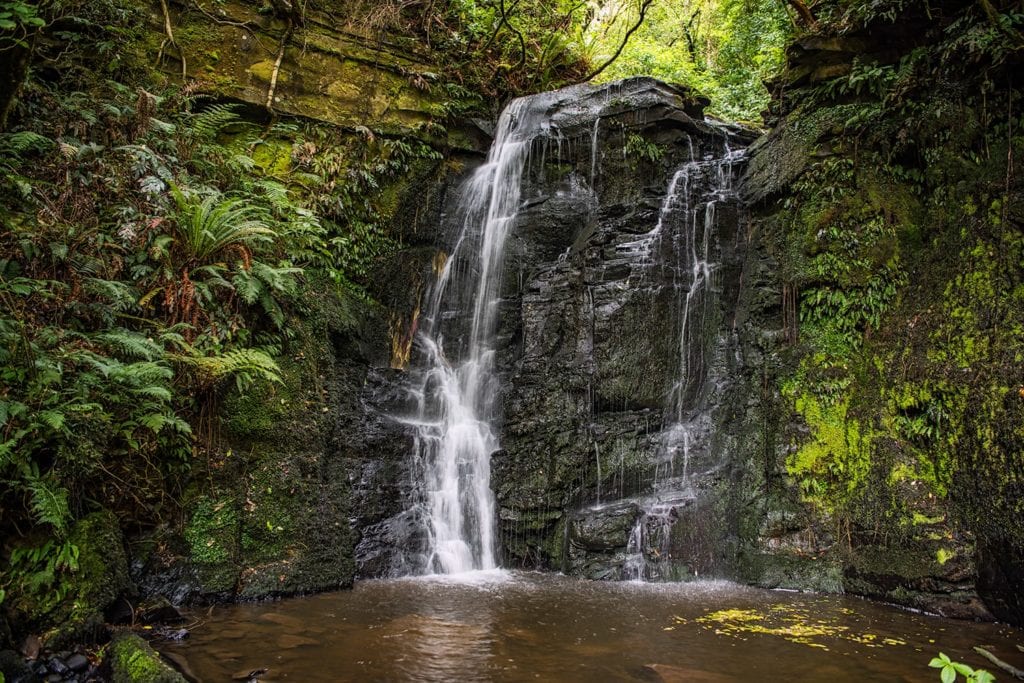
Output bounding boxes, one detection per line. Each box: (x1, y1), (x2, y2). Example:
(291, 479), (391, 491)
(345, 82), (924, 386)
(108, 633), (185, 683)
(42, 511), (132, 649)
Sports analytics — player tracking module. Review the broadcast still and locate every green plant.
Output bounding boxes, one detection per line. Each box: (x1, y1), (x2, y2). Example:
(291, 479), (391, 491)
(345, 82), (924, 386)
(930, 653), (995, 683)
(3, 539), (80, 613)
(624, 132), (665, 163)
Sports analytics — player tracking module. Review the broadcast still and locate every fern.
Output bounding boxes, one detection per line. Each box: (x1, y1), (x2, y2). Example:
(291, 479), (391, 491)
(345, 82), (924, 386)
(95, 330), (162, 361)
(26, 478), (71, 537)
(37, 410), (66, 431)
(0, 131), (53, 160)
(185, 103), (242, 141)
(170, 184), (276, 263)
(172, 347), (282, 385)
(84, 279), (139, 311)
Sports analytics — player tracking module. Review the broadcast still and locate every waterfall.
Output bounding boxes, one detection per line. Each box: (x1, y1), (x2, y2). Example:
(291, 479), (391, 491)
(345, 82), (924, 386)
(611, 132), (747, 581)
(406, 96), (548, 574)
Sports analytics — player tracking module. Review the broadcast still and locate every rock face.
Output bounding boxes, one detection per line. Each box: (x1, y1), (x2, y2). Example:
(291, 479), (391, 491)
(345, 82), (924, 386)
(154, 1), (444, 134)
(360, 77), (772, 582)
(490, 79), (764, 580)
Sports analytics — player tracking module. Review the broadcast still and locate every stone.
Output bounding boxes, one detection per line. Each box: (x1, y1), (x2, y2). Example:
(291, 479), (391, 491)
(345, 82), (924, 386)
(46, 657), (69, 676)
(19, 635), (40, 660)
(107, 633), (186, 683)
(65, 653), (89, 672)
(0, 649), (36, 683)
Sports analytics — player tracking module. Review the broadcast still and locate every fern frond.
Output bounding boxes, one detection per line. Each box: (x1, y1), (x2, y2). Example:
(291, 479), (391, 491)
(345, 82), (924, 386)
(26, 478), (71, 537)
(37, 410), (67, 432)
(84, 279), (139, 311)
(172, 347), (282, 384)
(96, 330), (162, 361)
(0, 131), (54, 160)
(185, 103), (242, 141)
(170, 185), (276, 263)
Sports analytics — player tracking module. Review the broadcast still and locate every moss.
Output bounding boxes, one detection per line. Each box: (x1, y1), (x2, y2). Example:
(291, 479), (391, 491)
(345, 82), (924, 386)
(108, 633), (185, 683)
(38, 511), (131, 649)
(247, 59), (287, 85)
(250, 137), (293, 177)
(184, 493), (237, 569)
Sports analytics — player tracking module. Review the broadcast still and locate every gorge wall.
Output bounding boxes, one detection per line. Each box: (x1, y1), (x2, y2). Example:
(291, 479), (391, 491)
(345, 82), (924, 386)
(148, 6), (1019, 624)
(4, 0), (1020, 652)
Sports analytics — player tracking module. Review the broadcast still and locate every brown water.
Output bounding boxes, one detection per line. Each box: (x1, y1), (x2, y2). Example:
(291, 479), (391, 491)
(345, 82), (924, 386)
(159, 571), (1022, 682)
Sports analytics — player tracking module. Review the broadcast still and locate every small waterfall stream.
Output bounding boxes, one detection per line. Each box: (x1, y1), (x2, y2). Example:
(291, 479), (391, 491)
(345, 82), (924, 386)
(404, 96), (550, 574)
(617, 136), (746, 581)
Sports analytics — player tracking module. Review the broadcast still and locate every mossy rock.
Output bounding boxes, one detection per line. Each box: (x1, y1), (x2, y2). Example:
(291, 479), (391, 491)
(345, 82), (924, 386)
(108, 633), (185, 683)
(42, 511), (132, 649)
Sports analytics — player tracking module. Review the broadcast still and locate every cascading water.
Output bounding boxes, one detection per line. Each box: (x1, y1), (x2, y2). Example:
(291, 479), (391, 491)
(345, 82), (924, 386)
(403, 96), (550, 574)
(370, 78), (754, 583)
(616, 132), (747, 581)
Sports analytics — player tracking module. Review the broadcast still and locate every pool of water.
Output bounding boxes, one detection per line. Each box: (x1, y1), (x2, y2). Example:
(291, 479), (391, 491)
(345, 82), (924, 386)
(159, 571), (1022, 682)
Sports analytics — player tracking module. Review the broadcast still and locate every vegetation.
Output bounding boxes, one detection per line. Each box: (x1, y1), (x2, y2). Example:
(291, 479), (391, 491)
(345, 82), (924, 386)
(585, 0), (792, 119)
(757, 0), (1023, 618)
(0, 0), (441, 629)
(0, 0), (1022, 667)
(930, 653), (995, 683)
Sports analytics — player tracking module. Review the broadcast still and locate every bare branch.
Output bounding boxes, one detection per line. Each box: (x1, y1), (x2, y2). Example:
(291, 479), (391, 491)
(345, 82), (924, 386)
(266, 20), (294, 113)
(582, 0), (654, 82)
(974, 647), (1024, 680)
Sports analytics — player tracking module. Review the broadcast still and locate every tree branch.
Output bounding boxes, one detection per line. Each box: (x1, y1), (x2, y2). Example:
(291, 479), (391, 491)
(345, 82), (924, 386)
(974, 647), (1024, 680)
(266, 19), (294, 113)
(582, 0), (654, 82)
(784, 0), (819, 30)
(157, 0), (187, 79)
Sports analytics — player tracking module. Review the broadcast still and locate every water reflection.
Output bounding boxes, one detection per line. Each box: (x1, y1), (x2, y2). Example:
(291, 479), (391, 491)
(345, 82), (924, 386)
(160, 572), (1023, 682)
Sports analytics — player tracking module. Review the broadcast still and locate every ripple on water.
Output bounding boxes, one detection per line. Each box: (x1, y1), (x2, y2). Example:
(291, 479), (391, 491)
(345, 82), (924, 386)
(159, 571), (1024, 683)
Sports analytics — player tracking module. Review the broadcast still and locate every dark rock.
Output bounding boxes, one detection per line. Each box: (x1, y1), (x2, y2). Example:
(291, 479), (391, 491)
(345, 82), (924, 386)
(139, 600), (185, 626)
(159, 629), (189, 642)
(65, 653), (89, 672)
(104, 598), (134, 626)
(46, 657), (69, 676)
(0, 649), (37, 683)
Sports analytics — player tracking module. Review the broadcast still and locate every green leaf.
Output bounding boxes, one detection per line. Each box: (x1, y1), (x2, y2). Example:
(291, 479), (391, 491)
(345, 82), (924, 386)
(37, 410), (66, 431)
(941, 666), (957, 683)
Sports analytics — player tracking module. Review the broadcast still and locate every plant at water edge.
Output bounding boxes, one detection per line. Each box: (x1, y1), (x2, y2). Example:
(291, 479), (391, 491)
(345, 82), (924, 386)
(930, 653), (995, 683)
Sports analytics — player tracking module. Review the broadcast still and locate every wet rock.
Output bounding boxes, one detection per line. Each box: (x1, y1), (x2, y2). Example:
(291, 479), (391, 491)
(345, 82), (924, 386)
(139, 599), (185, 625)
(570, 504), (639, 552)
(108, 633), (185, 683)
(46, 657), (69, 677)
(485, 77), (760, 576)
(65, 653), (89, 672)
(160, 629), (190, 642)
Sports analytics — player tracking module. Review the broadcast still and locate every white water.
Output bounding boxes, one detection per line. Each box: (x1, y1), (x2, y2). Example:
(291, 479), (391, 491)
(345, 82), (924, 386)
(410, 97), (548, 574)
(612, 132), (747, 580)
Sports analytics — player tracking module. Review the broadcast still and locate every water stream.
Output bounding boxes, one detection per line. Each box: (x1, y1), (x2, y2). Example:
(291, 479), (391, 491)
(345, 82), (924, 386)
(615, 134), (746, 580)
(402, 95), (553, 573)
